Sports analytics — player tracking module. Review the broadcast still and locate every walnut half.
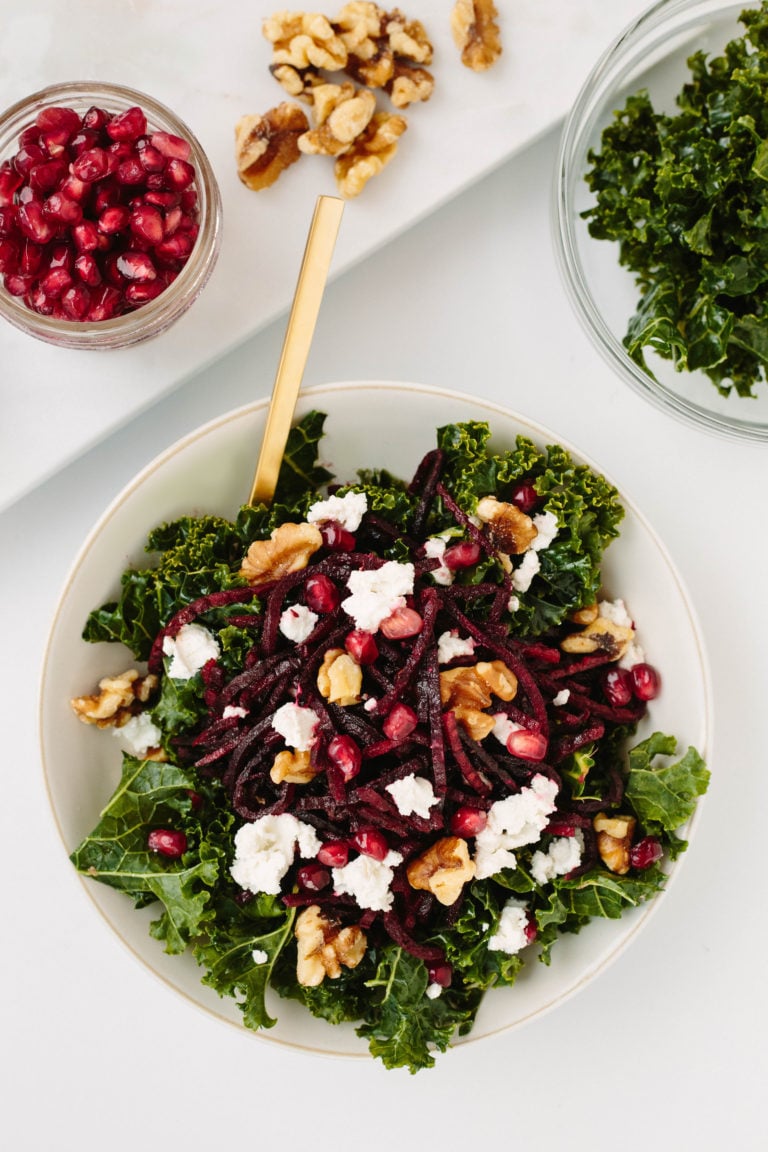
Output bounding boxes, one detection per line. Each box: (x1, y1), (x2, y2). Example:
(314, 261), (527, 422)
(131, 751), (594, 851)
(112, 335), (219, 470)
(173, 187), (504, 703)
(594, 812), (637, 875)
(239, 521), (322, 584)
(295, 905), (367, 986)
(235, 103), (310, 190)
(334, 110), (407, 198)
(560, 615), (634, 661)
(451, 0), (502, 72)
(71, 669), (158, 728)
(406, 836), (476, 905)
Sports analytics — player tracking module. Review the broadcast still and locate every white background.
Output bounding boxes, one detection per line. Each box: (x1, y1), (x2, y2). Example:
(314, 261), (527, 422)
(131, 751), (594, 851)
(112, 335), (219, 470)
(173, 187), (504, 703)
(2, 4), (768, 1150)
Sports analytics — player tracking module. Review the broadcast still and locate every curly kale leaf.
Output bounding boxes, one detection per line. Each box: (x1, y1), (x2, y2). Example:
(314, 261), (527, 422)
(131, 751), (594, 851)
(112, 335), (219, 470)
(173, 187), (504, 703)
(624, 732), (710, 835)
(436, 880), (525, 990)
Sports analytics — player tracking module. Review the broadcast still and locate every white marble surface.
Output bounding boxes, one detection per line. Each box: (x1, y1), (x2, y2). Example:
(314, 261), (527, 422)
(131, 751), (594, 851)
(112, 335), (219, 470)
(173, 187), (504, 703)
(2, 53), (768, 1152)
(0, 0), (651, 510)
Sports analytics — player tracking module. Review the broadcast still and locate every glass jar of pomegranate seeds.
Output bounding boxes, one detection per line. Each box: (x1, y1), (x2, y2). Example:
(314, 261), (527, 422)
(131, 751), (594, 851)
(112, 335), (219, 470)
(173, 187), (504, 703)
(0, 81), (222, 349)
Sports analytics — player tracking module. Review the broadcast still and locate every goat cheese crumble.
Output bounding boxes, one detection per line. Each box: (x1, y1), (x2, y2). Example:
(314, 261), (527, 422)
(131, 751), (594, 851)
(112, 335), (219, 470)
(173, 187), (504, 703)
(231, 814), (321, 895)
(487, 900), (530, 955)
(341, 561), (415, 632)
(222, 704), (248, 720)
(423, 536), (454, 586)
(530, 831), (584, 886)
(332, 850), (403, 912)
(511, 550), (541, 593)
(162, 623), (220, 680)
(113, 711), (162, 757)
(491, 713), (522, 747)
(385, 773), (439, 819)
(552, 689), (570, 707)
(531, 510), (559, 551)
(474, 774), (559, 879)
(437, 630), (475, 664)
(251, 949), (269, 965)
(279, 603), (318, 644)
(307, 490), (368, 532)
(271, 702), (319, 751)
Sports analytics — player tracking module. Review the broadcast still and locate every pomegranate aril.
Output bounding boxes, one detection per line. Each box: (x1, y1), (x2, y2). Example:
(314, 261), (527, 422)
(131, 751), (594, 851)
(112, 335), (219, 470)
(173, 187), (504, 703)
(36, 105), (81, 136)
(506, 728), (548, 761)
(58, 174), (88, 201)
(380, 606), (423, 640)
(296, 862), (331, 892)
(17, 125), (41, 149)
(602, 666), (634, 708)
(87, 284), (122, 320)
(0, 239), (19, 274)
(116, 250), (157, 281)
(382, 702), (418, 742)
(46, 243), (73, 272)
(154, 231), (194, 261)
(74, 253), (102, 286)
(180, 188), (198, 213)
(43, 192), (83, 225)
(344, 629), (378, 665)
(144, 189), (180, 210)
(151, 130), (192, 161)
(510, 480), (540, 514)
(26, 285), (54, 314)
(116, 156), (146, 185)
(60, 283), (91, 320)
(163, 206), (182, 237)
(353, 828), (389, 861)
(426, 962), (452, 988)
(130, 204), (164, 244)
(0, 161), (23, 205)
(320, 520), (356, 551)
(39, 128), (74, 156)
(17, 200), (56, 243)
(137, 144), (166, 173)
(106, 106), (147, 142)
(304, 573), (340, 614)
(19, 239), (43, 275)
(13, 144), (46, 177)
(443, 541), (481, 570)
(165, 157), (195, 190)
(545, 817), (576, 837)
(123, 279), (165, 306)
(317, 841), (349, 868)
(72, 146), (113, 182)
(72, 219), (100, 252)
(147, 828), (187, 858)
(69, 128), (100, 156)
(631, 663), (661, 701)
(82, 105), (110, 130)
(0, 206), (19, 235)
(450, 806), (488, 837)
(28, 159), (68, 193)
(94, 183), (121, 211)
(98, 205), (131, 234)
(524, 917), (538, 944)
(629, 836), (663, 870)
(4, 272), (34, 296)
(40, 267), (73, 299)
(327, 735), (362, 782)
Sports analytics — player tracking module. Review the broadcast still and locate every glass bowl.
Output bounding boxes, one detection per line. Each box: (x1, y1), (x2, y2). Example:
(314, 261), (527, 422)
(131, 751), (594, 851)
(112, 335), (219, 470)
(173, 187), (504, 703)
(555, 0), (768, 442)
(0, 81), (222, 349)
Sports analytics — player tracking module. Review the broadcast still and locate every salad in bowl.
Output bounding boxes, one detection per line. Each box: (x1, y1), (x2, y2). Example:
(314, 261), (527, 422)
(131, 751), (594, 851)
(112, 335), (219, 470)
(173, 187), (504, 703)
(48, 386), (709, 1072)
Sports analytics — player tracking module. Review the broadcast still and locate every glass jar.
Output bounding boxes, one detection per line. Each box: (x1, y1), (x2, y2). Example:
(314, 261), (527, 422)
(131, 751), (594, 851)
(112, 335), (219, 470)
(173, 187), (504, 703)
(0, 80), (222, 349)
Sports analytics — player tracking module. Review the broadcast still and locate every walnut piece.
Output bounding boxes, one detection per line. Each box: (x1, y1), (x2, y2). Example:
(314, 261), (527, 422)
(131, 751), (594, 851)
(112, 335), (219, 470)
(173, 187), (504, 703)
(263, 10), (349, 71)
(451, 0), (502, 72)
(295, 905), (367, 986)
(452, 705), (495, 741)
(317, 648), (363, 705)
(299, 82), (377, 156)
(569, 603), (599, 625)
(440, 665), (494, 712)
(475, 659), (517, 702)
(71, 669), (158, 728)
(270, 748), (318, 784)
(560, 615), (634, 661)
(387, 62), (434, 108)
(594, 813), (637, 875)
(239, 521), (322, 584)
(385, 10), (433, 65)
(334, 110), (407, 196)
(476, 496), (538, 555)
(235, 104), (309, 190)
(406, 836), (476, 905)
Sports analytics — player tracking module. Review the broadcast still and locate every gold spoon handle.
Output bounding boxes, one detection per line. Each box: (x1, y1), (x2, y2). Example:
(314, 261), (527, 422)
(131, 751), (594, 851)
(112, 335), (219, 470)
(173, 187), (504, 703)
(249, 194), (345, 506)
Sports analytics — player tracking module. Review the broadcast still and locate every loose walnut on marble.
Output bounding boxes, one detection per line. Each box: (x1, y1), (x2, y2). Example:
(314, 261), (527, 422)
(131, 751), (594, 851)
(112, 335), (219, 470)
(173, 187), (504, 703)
(298, 82), (377, 156)
(239, 521), (322, 584)
(451, 0), (502, 72)
(234, 103), (310, 190)
(263, 10), (349, 71)
(295, 904), (367, 986)
(334, 110), (407, 197)
(71, 669), (158, 728)
(406, 836), (476, 905)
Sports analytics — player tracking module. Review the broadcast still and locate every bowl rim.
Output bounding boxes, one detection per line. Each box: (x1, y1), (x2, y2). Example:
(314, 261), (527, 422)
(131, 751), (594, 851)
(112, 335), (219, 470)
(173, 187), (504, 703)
(553, 0), (768, 444)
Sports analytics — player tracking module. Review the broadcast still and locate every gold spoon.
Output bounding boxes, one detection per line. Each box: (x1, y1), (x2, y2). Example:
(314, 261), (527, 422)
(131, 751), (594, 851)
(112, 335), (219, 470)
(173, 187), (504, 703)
(249, 194), (345, 506)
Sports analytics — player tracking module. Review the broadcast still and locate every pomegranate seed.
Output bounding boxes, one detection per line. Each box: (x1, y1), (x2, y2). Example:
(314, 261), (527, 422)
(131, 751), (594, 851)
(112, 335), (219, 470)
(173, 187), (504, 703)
(39, 128), (73, 156)
(382, 702), (418, 742)
(506, 728), (548, 761)
(0, 206), (18, 235)
(94, 182), (120, 211)
(304, 573), (340, 614)
(130, 203), (164, 244)
(144, 189), (180, 210)
(602, 666), (634, 708)
(510, 480), (540, 514)
(73, 253), (102, 286)
(123, 280), (165, 306)
(344, 629), (378, 665)
(17, 185), (37, 205)
(353, 828), (389, 861)
(69, 128), (100, 156)
(524, 917), (538, 944)
(19, 239), (43, 275)
(13, 144), (46, 177)
(17, 125), (41, 148)
(36, 105), (81, 136)
(545, 817), (576, 837)
(4, 272), (34, 295)
(154, 231), (194, 260)
(87, 284), (122, 320)
(26, 285), (54, 314)
(180, 188), (198, 213)
(106, 106), (147, 142)
(449, 806), (488, 837)
(163, 206), (182, 237)
(28, 159), (67, 193)
(137, 144), (166, 173)
(40, 267), (73, 299)
(17, 200), (56, 244)
(98, 205), (131, 234)
(186, 789), (203, 811)
(629, 836), (663, 870)
(58, 174), (88, 201)
(151, 130), (192, 161)
(116, 250), (157, 281)
(43, 192), (83, 225)
(443, 541), (481, 570)
(0, 161), (23, 205)
(327, 735), (362, 782)
(46, 243), (73, 272)
(631, 663), (661, 701)
(147, 828), (187, 858)
(317, 841), (349, 868)
(71, 219), (100, 252)
(0, 239), (19, 274)
(116, 156), (146, 185)
(165, 157), (195, 189)
(426, 962), (453, 988)
(296, 862), (331, 892)
(82, 105), (110, 130)
(380, 606), (423, 640)
(60, 283), (91, 320)
(72, 147), (113, 182)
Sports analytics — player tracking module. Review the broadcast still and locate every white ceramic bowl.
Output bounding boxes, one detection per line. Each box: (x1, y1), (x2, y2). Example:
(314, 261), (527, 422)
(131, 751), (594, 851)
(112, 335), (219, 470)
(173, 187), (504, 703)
(39, 381), (712, 1059)
(555, 0), (768, 442)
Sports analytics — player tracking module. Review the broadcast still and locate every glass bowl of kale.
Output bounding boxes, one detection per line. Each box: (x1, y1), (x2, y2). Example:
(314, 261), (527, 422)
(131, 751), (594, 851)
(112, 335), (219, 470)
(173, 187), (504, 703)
(555, 0), (768, 442)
